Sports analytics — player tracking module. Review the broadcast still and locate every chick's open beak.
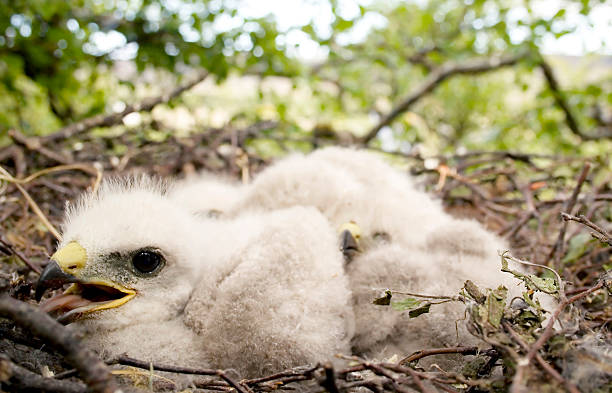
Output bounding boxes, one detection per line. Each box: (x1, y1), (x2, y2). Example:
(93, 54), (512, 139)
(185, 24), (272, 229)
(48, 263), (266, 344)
(36, 242), (135, 323)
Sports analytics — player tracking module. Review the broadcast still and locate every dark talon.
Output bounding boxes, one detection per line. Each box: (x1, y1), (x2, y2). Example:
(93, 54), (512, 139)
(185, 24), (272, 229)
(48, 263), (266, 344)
(35, 261), (79, 301)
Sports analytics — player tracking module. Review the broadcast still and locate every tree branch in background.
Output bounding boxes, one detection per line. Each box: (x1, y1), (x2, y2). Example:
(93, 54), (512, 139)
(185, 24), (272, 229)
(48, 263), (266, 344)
(561, 212), (612, 246)
(0, 295), (118, 393)
(360, 52), (528, 144)
(539, 58), (612, 140)
(41, 70), (209, 144)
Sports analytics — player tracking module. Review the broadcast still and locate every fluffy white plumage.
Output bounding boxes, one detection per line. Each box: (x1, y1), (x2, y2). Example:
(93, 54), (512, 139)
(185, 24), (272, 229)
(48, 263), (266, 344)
(50, 177), (352, 376)
(221, 148), (519, 360)
(40, 147), (522, 376)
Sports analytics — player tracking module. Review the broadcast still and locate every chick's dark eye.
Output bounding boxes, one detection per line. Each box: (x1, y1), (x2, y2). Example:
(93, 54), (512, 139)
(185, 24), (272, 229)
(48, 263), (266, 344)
(132, 250), (163, 274)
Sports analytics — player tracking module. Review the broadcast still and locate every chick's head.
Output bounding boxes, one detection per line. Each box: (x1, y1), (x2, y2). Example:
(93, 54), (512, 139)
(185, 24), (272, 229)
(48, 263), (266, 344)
(37, 177), (205, 330)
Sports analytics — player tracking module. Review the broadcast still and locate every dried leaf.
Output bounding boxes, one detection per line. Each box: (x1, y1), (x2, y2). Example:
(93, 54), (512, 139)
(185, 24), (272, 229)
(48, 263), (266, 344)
(464, 280), (486, 304)
(486, 286), (507, 329)
(408, 303), (431, 318)
(500, 253), (559, 295)
(373, 290), (392, 305)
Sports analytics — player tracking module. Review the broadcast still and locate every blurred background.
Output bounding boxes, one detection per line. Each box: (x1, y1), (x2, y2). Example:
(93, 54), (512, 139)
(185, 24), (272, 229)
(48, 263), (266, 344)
(1, 0), (611, 159)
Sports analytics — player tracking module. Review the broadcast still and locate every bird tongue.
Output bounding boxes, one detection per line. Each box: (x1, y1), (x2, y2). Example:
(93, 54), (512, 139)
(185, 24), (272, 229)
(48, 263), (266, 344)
(40, 293), (92, 314)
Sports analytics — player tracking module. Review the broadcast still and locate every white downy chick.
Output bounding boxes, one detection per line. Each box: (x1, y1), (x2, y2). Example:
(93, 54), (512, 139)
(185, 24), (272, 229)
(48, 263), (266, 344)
(231, 147), (454, 248)
(228, 147), (530, 362)
(36, 177), (353, 377)
(348, 219), (517, 360)
(169, 171), (245, 217)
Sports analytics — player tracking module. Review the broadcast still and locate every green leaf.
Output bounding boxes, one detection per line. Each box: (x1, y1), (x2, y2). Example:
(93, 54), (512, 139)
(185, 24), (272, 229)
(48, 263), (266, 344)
(391, 297), (422, 311)
(563, 233), (594, 264)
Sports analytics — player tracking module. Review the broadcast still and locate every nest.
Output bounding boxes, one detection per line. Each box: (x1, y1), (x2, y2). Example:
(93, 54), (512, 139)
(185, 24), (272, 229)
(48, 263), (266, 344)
(0, 127), (611, 393)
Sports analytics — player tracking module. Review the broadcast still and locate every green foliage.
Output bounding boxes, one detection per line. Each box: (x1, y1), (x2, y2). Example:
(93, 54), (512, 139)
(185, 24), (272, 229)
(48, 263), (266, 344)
(0, 0), (610, 155)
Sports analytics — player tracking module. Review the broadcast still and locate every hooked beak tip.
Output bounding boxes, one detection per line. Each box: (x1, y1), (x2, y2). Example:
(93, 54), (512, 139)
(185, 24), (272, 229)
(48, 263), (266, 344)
(35, 261), (78, 302)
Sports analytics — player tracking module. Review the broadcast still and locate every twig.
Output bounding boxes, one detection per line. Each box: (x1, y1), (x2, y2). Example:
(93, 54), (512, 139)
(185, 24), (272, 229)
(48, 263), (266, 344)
(8, 129), (73, 165)
(549, 162), (591, 271)
(0, 166), (62, 241)
(244, 365), (318, 385)
(0, 163), (103, 193)
(561, 212), (612, 246)
(112, 355), (253, 393)
(399, 346), (479, 365)
(0, 235), (42, 274)
(361, 52), (528, 144)
(0, 295), (118, 393)
(111, 354), (217, 376)
(389, 290), (462, 302)
(364, 363), (413, 393)
(0, 356), (87, 393)
(378, 363), (436, 393)
(42, 70), (209, 143)
(502, 252), (566, 303)
(320, 363), (339, 393)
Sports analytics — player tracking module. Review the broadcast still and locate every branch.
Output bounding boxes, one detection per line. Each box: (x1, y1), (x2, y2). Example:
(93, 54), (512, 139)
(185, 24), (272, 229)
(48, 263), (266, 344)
(0, 236), (42, 274)
(360, 52), (528, 144)
(399, 346), (479, 365)
(561, 213), (612, 246)
(41, 70), (209, 143)
(0, 356), (87, 393)
(112, 355), (253, 393)
(0, 295), (118, 393)
(8, 129), (73, 165)
(539, 58), (612, 140)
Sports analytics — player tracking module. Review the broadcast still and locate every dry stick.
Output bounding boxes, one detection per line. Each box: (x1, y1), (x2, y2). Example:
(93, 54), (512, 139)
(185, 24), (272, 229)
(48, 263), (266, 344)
(364, 363), (413, 393)
(561, 212), (612, 246)
(0, 166), (62, 240)
(8, 129), (73, 165)
(244, 365), (319, 385)
(399, 346), (479, 365)
(502, 321), (580, 393)
(360, 52), (527, 144)
(320, 363), (340, 393)
(378, 363), (438, 393)
(0, 296), (119, 393)
(549, 162), (591, 272)
(0, 356), (87, 393)
(113, 355), (253, 393)
(0, 236), (42, 274)
(0, 163), (103, 192)
(42, 70), (209, 143)
(0, 164), (103, 242)
(510, 276), (608, 393)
